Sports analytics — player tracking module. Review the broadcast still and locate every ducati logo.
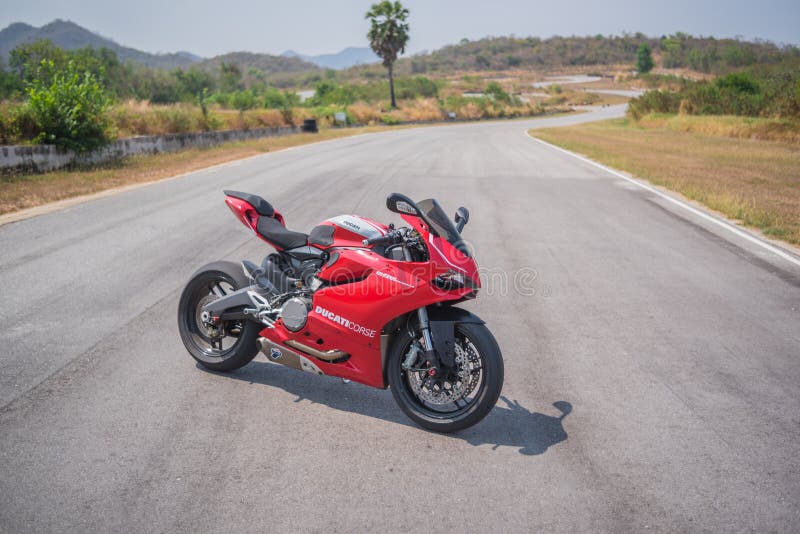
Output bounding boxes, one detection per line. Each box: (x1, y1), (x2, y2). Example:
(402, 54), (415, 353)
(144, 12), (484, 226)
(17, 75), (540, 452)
(375, 270), (413, 288)
(314, 305), (376, 338)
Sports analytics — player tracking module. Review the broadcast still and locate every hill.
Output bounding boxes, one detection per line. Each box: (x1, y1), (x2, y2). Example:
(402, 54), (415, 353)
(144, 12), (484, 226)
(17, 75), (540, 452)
(199, 52), (319, 75)
(282, 47), (379, 69)
(342, 33), (800, 77)
(0, 19), (200, 70)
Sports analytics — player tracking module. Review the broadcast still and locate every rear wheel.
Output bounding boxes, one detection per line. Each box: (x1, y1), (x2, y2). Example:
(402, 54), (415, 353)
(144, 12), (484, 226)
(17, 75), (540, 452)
(177, 261), (260, 372)
(388, 322), (503, 433)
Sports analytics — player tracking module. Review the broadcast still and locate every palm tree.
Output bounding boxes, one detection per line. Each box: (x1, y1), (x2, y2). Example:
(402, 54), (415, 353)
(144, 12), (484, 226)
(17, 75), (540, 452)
(365, 1), (410, 109)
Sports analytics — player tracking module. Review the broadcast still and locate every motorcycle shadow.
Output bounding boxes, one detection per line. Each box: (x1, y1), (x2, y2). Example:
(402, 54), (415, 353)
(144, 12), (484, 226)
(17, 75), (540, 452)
(206, 360), (572, 456)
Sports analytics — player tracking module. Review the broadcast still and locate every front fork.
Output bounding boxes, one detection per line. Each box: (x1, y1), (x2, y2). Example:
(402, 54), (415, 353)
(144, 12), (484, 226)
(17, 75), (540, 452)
(403, 244), (441, 375)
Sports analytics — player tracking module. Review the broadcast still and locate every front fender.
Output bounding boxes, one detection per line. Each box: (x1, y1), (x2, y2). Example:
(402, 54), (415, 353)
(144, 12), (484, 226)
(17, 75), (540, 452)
(426, 305), (485, 324)
(427, 305), (485, 369)
(380, 306), (485, 387)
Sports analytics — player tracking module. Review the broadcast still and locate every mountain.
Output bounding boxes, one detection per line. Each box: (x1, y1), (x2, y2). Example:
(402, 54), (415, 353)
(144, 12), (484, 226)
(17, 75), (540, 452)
(199, 52), (319, 75)
(0, 19), (200, 70)
(282, 47), (379, 69)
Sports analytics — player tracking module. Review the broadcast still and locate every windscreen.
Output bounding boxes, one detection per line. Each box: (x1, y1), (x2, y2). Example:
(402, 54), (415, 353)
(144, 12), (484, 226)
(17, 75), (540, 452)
(416, 198), (472, 257)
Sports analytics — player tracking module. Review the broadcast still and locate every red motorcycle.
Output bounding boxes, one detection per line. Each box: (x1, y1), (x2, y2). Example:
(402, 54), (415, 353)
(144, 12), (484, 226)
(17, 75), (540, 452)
(178, 191), (503, 432)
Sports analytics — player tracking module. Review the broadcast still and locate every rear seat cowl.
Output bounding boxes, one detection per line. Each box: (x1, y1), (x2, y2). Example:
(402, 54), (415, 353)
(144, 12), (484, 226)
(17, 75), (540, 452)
(224, 190), (275, 217)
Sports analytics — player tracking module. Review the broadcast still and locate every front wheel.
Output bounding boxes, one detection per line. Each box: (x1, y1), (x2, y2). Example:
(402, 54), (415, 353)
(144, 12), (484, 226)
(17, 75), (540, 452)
(388, 322), (504, 433)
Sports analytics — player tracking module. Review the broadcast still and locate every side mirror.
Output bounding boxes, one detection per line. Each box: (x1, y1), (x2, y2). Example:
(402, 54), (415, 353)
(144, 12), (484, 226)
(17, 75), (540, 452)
(386, 192), (420, 216)
(454, 207), (469, 232)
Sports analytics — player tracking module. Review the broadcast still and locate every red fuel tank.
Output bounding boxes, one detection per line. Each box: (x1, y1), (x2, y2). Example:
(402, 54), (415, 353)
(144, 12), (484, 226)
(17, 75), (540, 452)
(308, 215), (389, 249)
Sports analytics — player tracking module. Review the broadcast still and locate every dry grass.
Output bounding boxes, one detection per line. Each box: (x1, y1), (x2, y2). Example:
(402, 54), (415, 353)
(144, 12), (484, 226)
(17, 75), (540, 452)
(110, 101), (291, 137)
(636, 113), (800, 144)
(532, 118), (800, 244)
(397, 98), (445, 122)
(0, 126), (395, 216)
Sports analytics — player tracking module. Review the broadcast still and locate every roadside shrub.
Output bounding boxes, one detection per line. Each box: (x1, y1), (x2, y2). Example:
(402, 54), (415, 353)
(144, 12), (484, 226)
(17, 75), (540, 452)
(628, 90), (681, 119)
(485, 81), (511, 103)
(0, 103), (40, 144)
(346, 102), (382, 124)
(263, 88), (301, 109)
(380, 114), (401, 125)
(230, 90), (257, 111)
(629, 67), (800, 120)
(154, 108), (195, 133)
(399, 98), (444, 122)
(25, 60), (111, 152)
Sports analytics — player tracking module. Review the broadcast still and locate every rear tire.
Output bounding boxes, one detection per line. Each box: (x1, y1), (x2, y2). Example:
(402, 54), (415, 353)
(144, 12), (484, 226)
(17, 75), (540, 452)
(388, 322), (503, 433)
(178, 261), (260, 372)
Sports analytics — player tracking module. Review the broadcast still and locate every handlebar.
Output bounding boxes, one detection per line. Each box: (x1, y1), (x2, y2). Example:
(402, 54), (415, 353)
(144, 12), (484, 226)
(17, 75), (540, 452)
(362, 229), (403, 247)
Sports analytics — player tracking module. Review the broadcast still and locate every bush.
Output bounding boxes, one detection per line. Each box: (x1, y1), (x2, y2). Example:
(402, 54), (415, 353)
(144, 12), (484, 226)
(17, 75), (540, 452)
(230, 90), (257, 111)
(263, 88), (300, 109)
(485, 81), (511, 103)
(628, 67), (800, 120)
(380, 114), (401, 125)
(25, 60), (111, 152)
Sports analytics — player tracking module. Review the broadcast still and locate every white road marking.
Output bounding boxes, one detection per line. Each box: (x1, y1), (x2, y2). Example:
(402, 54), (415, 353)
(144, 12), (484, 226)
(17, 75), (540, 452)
(524, 129), (800, 269)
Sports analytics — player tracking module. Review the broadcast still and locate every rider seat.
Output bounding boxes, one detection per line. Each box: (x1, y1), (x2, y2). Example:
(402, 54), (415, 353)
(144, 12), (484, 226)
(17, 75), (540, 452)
(225, 190), (308, 250)
(256, 218), (308, 250)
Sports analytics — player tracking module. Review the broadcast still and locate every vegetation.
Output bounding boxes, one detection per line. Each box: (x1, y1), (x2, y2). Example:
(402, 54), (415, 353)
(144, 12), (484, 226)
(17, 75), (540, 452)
(2, 27), (798, 159)
(366, 1), (410, 108)
(628, 67), (800, 120)
(0, 38), (562, 147)
(23, 59), (111, 152)
(347, 33), (799, 77)
(636, 44), (654, 73)
(533, 119), (800, 245)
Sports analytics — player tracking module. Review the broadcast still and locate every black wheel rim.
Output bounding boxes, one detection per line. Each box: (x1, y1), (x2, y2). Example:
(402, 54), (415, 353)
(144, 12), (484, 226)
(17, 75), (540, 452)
(183, 274), (244, 363)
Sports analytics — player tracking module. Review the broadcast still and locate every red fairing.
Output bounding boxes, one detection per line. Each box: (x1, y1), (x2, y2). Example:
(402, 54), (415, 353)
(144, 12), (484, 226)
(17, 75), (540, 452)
(227, 193), (480, 389)
(258, 248), (472, 388)
(225, 196), (258, 232)
(401, 213), (481, 288)
(225, 195), (287, 247)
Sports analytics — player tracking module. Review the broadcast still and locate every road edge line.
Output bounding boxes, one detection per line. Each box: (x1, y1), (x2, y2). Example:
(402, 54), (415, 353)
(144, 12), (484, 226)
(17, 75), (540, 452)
(523, 129), (800, 269)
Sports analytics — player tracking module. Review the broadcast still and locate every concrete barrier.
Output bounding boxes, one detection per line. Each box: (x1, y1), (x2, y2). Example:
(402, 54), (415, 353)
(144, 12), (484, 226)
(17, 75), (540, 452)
(0, 125), (298, 173)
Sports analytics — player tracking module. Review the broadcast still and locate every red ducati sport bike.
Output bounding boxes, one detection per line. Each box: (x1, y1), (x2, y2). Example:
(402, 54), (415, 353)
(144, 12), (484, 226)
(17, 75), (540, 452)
(178, 192), (503, 432)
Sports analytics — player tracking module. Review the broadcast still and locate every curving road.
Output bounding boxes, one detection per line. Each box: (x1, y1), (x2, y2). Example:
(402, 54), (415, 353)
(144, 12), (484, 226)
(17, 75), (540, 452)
(1, 104), (799, 532)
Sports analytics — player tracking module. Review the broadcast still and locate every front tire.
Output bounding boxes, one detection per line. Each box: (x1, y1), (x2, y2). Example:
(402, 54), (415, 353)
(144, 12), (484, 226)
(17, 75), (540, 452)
(177, 261), (260, 372)
(388, 322), (503, 433)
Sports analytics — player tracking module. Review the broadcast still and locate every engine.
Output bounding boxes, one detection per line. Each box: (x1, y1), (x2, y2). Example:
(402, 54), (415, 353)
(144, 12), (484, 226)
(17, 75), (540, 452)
(279, 297), (312, 332)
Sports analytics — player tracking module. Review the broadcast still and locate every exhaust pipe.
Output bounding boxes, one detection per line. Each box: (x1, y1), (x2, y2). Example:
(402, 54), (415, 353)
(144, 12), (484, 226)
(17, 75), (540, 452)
(258, 338), (323, 375)
(284, 340), (348, 362)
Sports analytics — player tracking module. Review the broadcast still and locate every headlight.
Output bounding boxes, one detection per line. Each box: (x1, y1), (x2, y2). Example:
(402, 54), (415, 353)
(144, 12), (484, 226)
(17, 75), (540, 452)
(433, 270), (476, 290)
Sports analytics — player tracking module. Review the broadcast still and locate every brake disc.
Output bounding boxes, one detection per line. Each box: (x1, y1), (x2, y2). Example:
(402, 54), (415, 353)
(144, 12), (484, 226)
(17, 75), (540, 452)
(406, 338), (480, 405)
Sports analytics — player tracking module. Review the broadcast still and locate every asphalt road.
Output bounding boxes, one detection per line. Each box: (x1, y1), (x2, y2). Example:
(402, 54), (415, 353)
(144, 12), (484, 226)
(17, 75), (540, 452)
(1, 105), (799, 532)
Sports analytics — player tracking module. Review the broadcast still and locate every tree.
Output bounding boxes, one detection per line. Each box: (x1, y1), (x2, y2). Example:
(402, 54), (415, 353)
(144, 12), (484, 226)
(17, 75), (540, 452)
(366, 1), (410, 108)
(9, 40), (67, 84)
(636, 44), (654, 73)
(219, 62), (243, 93)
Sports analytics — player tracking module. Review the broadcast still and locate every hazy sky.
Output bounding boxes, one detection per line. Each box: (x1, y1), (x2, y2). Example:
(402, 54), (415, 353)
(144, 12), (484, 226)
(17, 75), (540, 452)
(2, 0), (798, 57)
